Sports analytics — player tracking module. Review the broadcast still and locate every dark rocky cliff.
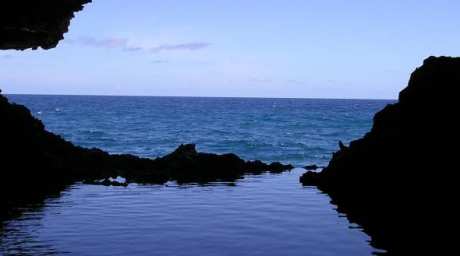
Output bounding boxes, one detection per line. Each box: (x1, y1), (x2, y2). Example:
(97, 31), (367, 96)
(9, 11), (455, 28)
(300, 56), (458, 253)
(0, 92), (292, 219)
(1, 0), (90, 221)
(0, 0), (293, 222)
(2, 1), (457, 253)
(0, 91), (293, 185)
(0, 0), (91, 50)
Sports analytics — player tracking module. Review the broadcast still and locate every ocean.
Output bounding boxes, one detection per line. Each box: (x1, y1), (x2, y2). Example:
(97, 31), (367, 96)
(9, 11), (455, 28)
(1, 95), (392, 255)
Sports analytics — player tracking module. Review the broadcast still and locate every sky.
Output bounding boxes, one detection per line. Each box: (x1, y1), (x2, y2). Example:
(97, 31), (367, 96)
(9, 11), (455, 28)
(1, 0), (460, 99)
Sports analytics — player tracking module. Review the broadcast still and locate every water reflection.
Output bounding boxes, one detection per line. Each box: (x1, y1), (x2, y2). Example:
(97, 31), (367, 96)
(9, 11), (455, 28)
(1, 195), (65, 255)
(1, 169), (384, 255)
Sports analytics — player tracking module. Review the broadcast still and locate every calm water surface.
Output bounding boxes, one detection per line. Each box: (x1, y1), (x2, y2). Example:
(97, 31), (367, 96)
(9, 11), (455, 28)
(1, 95), (392, 255)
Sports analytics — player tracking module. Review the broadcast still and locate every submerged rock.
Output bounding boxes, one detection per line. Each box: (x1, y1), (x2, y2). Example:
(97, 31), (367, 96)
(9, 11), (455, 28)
(303, 164), (320, 171)
(83, 178), (128, 187)
(300, 56), (459, 253)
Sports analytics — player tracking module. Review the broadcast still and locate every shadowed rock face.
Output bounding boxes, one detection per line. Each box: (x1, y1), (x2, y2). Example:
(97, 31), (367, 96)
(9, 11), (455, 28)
(3, 2), (457, 252)
(0, 0), (91, 50)
(0, 92), (292, 220)
(0, 92), (292, 184)
(0, 0), (293, 225)
(300, 56), (458, 253)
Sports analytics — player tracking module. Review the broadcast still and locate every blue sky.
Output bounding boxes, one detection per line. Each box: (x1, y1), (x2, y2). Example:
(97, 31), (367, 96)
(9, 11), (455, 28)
(1, 0), (459, 99)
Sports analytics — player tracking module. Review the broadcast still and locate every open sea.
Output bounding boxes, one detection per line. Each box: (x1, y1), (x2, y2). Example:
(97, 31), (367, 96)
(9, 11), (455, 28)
(1, 95), (393, 256)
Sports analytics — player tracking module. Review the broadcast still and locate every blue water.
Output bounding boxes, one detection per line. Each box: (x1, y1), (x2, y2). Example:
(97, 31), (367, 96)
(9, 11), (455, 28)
(1, 95), (392, 255)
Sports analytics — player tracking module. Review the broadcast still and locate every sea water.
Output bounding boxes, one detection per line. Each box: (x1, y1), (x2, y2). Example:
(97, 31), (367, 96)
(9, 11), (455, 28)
(1, 95), (392, 255)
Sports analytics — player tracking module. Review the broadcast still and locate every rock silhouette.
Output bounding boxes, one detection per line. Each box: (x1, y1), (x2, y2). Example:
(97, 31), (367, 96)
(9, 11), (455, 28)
(300, 56), (458, 254)
(0, 0), (91, 50)
(303, 164), (320, 171)
(0, 91), (293, 184)
(2, 2), (457, 253)
(0, 0), (294, 224)
(0, 92), (292, 219)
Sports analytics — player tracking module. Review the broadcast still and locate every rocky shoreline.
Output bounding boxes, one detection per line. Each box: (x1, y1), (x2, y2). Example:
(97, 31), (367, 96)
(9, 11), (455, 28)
(0, 93), (292, 183)
(300, 56), (458, 253)
(1, 0), (295, 225)
(1, 1), (457, 254)
(1, 92), (292, 218)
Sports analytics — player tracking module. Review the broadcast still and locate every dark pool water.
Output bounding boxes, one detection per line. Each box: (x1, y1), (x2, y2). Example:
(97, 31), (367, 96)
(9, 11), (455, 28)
(1, 95), (392, 255)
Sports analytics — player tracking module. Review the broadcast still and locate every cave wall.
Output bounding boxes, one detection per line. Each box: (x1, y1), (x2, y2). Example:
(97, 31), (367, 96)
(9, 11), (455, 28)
(0, 0), (91, 50)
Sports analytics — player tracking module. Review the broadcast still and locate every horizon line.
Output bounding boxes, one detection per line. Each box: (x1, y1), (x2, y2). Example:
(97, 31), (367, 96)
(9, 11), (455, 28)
(4, 92), (396, 101)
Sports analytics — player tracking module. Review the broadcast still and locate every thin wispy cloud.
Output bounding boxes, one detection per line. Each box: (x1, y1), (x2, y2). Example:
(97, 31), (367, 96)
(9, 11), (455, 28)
(150, 43), (210, 53)
(76, 37), (128, 48)
(151, 60), (169, 64)
(68, 37), (211, 54)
